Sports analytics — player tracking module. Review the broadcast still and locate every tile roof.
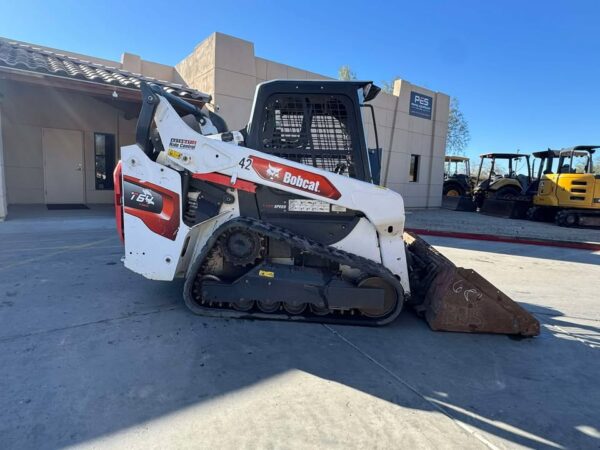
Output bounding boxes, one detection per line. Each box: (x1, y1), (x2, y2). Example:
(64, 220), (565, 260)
(0, 38), (210, 102)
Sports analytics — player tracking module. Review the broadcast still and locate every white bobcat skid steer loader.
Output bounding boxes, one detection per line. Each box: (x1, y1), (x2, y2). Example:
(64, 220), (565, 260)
(114, 81), (539, 334)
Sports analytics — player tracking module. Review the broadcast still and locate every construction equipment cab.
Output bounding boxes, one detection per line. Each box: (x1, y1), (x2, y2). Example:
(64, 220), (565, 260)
(473, 153), (531, 207)
(525, 149), (561, 221)
(443, 155), (473, 197)
(527, 149), (561, 194)
(531, 145), (600, 227)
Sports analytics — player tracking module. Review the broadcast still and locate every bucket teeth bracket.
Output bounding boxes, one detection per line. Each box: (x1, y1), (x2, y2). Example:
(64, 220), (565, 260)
(404, 232), (540, 336)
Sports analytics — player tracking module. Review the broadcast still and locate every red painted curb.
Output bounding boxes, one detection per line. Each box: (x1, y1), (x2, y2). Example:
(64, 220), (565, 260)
(405, 228), (600, 252)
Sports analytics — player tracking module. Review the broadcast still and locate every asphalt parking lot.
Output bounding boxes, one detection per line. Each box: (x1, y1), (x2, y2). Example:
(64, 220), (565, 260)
(1, 207), (599, 449)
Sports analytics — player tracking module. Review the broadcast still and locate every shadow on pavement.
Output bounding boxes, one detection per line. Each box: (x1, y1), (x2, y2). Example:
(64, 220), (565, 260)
(522, 303), (600, 348)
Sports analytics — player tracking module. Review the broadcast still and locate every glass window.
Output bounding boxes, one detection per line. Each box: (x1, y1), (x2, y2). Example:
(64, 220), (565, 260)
(409, 154), (420, 182)
(95, 133), (116, 190)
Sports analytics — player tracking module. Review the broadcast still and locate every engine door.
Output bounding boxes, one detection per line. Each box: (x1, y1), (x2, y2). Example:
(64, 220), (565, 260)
(555, 173), (596, 208)
(535, 174), (559, 206)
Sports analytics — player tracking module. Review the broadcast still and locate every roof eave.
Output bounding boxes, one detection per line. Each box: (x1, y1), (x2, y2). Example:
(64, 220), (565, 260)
(0, 66), (208, 105)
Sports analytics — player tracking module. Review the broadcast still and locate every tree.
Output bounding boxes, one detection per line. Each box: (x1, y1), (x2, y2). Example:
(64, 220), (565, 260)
(574, 154), (600, 174)
(338, 65), (356, 81)
(381, 77), (400, 94)
(446, 97), (470, 155)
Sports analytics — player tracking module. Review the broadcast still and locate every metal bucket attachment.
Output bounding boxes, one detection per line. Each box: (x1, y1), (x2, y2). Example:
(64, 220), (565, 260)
(480, 198), (531, 219)
(404, 232), (540, 336)
(442, 195), (477, 212)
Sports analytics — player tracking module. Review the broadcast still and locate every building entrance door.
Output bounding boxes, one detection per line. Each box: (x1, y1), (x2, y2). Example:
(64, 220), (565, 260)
(42, 128), (84, 204)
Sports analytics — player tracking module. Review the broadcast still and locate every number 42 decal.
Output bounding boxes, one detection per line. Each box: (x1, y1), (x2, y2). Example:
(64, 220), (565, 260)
(238, 157), (252, 170)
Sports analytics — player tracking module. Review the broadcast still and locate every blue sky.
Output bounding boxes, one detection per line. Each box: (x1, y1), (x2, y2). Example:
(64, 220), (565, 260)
(1, 0), (598, 161)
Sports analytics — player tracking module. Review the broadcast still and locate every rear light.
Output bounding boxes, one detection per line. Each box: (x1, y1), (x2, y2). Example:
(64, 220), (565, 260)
(113, 161), (124, 242)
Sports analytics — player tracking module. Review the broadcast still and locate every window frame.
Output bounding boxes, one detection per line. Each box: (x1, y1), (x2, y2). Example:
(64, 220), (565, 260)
(94, 132), (116, 190)
(409, 154), (420, 182)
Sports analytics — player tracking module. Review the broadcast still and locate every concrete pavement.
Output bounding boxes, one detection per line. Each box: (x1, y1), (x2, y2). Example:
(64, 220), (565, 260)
(406, 208), (600, 245)
(0, 207), (599, 449)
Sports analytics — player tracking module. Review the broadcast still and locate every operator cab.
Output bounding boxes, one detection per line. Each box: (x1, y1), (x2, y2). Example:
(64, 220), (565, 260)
(239, 80), (384, 244)
(557, 145), (598, 174)
(443, 155), (472, 197)
(473, 153), (531, 206)
(245, 80), (382, 183)
(444, 156), (471, 178)
(526, 149), (561, 195)
(476, 153), (531, 188)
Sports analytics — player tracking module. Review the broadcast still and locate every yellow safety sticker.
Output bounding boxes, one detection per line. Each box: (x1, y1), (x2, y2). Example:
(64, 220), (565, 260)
(259, 270), (275, 278)
(167, 148), (182, 159)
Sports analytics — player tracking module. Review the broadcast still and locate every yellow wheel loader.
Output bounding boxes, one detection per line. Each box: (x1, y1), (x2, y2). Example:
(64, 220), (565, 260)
(113, 80), (539, 336)
(528, 145), (600, 227)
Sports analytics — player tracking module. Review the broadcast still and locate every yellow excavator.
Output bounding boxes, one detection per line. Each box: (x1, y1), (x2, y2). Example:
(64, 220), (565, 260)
(527, 145), (600, 227)
(524, 149), (561, 221)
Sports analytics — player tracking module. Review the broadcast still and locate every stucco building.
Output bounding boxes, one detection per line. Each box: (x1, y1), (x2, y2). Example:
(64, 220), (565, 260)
(0, 32), (449, 219)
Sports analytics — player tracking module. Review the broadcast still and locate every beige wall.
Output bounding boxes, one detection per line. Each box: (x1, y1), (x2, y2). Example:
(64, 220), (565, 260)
(177, 33), (334, 132)
(378, 80), (449, 208)
(177, 32), (449, 208)
(0, 80), (136, 204)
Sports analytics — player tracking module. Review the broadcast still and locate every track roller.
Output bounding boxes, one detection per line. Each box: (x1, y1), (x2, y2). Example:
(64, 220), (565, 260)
(283, 303), (307, 315)
(357, 276), (400, 318)
(257, 301), (280, 313)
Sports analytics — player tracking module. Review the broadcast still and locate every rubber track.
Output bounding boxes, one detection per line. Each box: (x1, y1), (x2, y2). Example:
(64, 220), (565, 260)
(555, 208), (600, 227)
(183, 217), (405, 326)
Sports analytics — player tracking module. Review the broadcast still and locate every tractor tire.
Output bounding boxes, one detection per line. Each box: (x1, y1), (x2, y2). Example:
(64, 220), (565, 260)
(443, 184), (465, 197)
(493, 186), (522, 201)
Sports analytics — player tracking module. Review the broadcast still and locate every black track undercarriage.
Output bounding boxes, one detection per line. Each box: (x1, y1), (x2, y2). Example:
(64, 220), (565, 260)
(555, 208), (600, 227)
(527, 206), (600, 227)
(183, 217), (405, 326)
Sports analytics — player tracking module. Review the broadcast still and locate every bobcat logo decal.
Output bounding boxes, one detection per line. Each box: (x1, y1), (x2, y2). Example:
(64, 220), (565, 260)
(266, 164), (282, 180)
(250, 156), (342, 200)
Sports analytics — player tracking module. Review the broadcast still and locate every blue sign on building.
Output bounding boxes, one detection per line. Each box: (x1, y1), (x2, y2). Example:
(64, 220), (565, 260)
(409, 91), (433, 120)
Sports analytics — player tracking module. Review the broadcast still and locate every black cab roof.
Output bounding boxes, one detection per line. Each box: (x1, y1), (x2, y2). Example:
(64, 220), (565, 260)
(561, 145), (598, 154)
(445, 155), (469, 162)
(254, 79), (381, 102)
(479, 153), (529, 159)
(532, 149), (561, 158)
